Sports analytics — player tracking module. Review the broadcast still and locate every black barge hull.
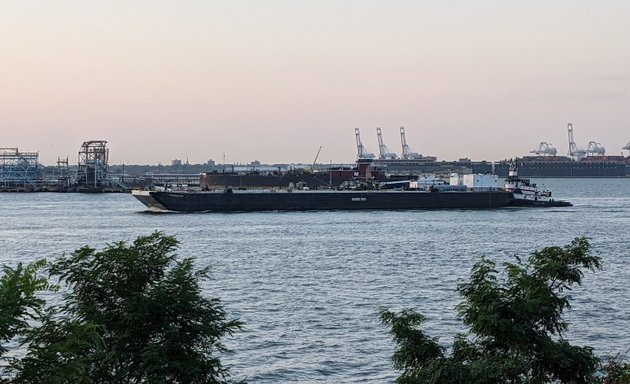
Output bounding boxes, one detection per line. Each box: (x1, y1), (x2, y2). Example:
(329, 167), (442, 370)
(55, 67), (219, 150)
(132, 189), (514, 212)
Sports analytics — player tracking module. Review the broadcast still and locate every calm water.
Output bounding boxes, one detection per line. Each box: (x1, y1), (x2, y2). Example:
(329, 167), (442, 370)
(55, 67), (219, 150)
(1, 178), (629, 383)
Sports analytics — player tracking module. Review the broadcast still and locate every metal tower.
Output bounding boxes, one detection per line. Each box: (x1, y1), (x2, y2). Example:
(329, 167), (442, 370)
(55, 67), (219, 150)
(400, 127), (421, 159)
(530, 142), (558, 156)
(0, 148), (42, 190)
(55, 157), (70, 190)
(355, 128), (375, 159)
(567, 123), (586, 160)
(376, 128), (398, 159)
(76, 140), (110, 190)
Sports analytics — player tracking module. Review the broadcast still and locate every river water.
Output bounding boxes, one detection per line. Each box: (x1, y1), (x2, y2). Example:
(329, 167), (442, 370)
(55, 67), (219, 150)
(1, 178), (629, 383)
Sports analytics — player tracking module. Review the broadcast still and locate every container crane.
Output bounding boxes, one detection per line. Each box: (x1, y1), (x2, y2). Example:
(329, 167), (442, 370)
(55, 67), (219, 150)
(376, 127), (398, 159)
(586, 141), (606, 156)
(399, 127), (421, 159)
(355, 128), (375, 159)
(567, 123), (586, 160)
(530, 142), (557, 156)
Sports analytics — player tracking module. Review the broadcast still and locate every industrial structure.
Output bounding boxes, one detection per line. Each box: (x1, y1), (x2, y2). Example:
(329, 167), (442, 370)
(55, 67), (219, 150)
(400, 127), (421, 160)
(75, 140), (111, 191)
(531, 123), (607, 159)
(0, 148), (43, 191)
(586, 141), (606, 156)
(567, 123), (588, 160)
(376, 127), (397, 159)
(354, 128), (375, 159)
(54, 157), (71, 191)
(530, 142), (558, 156)
(356, 127), (425, 161)
(354, 125), (628, 178)
(0, 140), (133, 192)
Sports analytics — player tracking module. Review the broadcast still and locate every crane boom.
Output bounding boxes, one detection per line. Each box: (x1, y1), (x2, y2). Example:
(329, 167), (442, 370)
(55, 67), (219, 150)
(567, 123), (586, 160)
(400, 127), (420, 159)
(530, 142), (557, 156)
(376, 127), (397, 159)
(586, 141), (605, 156)
(355, 128), (375, 159)
(311, 146), (323, 171)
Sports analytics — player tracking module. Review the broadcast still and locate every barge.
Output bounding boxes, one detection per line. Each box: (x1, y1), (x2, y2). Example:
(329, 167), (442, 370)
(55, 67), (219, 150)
(132, 188), (515, 212)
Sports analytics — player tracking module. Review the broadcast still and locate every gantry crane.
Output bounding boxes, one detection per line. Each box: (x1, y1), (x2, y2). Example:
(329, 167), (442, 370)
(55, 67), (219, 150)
(567, 123), (587, 160)
(400, 127), (421, 159)
(376, 128), (398, 159)
(355, 128), (375, 159)
(530, 142), (558, 156)
(586, 141), (606, 156)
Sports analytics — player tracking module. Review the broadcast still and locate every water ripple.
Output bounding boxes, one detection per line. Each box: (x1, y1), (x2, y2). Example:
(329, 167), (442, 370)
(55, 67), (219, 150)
(1, 179), (630, 382)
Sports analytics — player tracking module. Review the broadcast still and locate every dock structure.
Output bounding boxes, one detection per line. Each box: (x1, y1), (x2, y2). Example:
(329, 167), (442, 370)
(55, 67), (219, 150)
(0, 148), (43, 191)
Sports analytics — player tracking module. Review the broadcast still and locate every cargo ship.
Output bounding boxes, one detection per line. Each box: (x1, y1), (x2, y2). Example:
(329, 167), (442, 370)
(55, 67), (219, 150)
(359, 155), (628, 178)
(508, 155), (627, 177)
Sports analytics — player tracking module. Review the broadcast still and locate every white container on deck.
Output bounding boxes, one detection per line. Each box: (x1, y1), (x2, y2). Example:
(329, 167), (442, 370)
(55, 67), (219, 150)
(449, 173), (463, 186)
(462, 174), (500, 190)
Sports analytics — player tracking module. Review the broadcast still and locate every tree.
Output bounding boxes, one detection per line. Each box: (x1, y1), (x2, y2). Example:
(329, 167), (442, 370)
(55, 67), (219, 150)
(381, 237), (606, 384)
(7, 232), (242, 384)
(0, 260), (52, 360)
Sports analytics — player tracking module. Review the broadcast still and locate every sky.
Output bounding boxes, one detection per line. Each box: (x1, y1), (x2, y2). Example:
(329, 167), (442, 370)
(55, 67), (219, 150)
(2, 1), (629, 165)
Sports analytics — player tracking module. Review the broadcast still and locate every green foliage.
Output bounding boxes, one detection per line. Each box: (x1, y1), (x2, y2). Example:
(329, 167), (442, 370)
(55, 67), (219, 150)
(381, 237), (608, 384)
(0, 259), (53, 358)
(602, 358), (630, 384)
(1, 232), (242, 384)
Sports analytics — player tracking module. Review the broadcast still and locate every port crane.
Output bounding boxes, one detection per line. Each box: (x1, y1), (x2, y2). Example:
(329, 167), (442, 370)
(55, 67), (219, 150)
(585, 141), (605, 156)
(310, 145), (322, 172)
(376, 127), (398, 159)
(530, 142), (558, 156)
(567, 123), (587, 160)
(399, 127), (421, 159)
(355, 128), (375, 159)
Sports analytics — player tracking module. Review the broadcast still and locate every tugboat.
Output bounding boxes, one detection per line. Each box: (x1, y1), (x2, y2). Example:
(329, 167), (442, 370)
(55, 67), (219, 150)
(504, 166), (572, 207)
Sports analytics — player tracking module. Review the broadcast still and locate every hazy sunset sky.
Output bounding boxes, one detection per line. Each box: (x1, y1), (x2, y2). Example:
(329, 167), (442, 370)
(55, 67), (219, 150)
(2, 1), (629, 165)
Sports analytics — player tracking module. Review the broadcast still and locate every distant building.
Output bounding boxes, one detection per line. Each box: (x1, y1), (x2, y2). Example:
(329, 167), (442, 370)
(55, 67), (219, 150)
(172, 159), (182, 166)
